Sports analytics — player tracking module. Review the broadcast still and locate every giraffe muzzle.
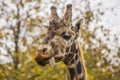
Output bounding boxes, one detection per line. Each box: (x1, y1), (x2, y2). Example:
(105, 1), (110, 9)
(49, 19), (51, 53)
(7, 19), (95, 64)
(34, 48), (53, 66)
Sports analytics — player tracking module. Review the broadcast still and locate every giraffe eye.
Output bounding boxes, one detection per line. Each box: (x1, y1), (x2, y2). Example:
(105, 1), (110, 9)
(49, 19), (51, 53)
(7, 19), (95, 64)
(61, 32), (71, 40)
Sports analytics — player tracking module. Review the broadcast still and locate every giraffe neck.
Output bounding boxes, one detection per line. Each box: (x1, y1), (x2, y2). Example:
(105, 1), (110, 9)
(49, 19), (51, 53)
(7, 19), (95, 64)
(64, 41), (86, 80)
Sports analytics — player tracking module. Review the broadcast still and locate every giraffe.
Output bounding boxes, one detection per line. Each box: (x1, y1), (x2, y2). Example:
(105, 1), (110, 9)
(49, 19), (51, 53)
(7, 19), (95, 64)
(35, 4), (87, 80)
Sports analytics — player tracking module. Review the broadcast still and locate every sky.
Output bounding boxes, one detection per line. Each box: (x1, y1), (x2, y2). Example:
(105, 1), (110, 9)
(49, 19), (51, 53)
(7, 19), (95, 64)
(41, 0), (120, 34)
(100, 0), (120, 34)
(0, 0), (120, 34)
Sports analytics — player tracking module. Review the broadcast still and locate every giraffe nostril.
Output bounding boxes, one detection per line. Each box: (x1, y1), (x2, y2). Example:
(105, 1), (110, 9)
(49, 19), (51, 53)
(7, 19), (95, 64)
(38, 48), (47, 53)
(42, 48), (47, 53)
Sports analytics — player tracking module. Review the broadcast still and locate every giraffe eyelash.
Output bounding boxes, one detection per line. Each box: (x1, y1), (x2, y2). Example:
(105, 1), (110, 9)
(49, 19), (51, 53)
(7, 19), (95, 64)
(61, 32), (71, 40)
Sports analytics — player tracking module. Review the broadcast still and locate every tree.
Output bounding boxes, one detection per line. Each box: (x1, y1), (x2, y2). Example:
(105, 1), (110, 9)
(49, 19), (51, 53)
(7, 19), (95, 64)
(0, 0), (45, 79)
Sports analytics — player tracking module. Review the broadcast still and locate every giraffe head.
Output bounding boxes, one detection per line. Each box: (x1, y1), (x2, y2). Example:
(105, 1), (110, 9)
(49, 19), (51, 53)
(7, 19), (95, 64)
(35, 4), (82, 66)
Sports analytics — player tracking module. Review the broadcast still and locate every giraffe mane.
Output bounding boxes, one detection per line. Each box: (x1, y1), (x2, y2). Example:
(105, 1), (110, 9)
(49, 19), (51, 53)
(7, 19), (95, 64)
(78, 43), (87, 79)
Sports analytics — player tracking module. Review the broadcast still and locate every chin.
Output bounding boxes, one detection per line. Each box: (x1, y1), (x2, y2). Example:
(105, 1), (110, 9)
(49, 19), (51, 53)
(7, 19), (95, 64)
(35, 58), (49, 66)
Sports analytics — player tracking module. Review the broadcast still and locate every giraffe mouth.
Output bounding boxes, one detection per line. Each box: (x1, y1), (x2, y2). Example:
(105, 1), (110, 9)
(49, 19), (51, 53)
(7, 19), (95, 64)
(35, 56), (52, 66)
(34, 52), (53, 66)
(35, 58), (50, 66)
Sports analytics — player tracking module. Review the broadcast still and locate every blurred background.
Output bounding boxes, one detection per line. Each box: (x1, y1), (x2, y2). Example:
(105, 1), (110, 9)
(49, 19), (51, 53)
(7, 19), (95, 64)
(0, 0), (120, 80)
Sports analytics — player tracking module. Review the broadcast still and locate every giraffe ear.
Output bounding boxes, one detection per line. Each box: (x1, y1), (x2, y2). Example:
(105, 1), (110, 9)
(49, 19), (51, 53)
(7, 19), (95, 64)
(71, 19), (83, 39)
(62, 4), (72, 26)
(71, 19), (83, 32)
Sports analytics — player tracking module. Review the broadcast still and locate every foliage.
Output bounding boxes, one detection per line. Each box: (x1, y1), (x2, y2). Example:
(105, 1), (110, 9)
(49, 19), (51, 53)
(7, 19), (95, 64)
(0, 0), (120, 80)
